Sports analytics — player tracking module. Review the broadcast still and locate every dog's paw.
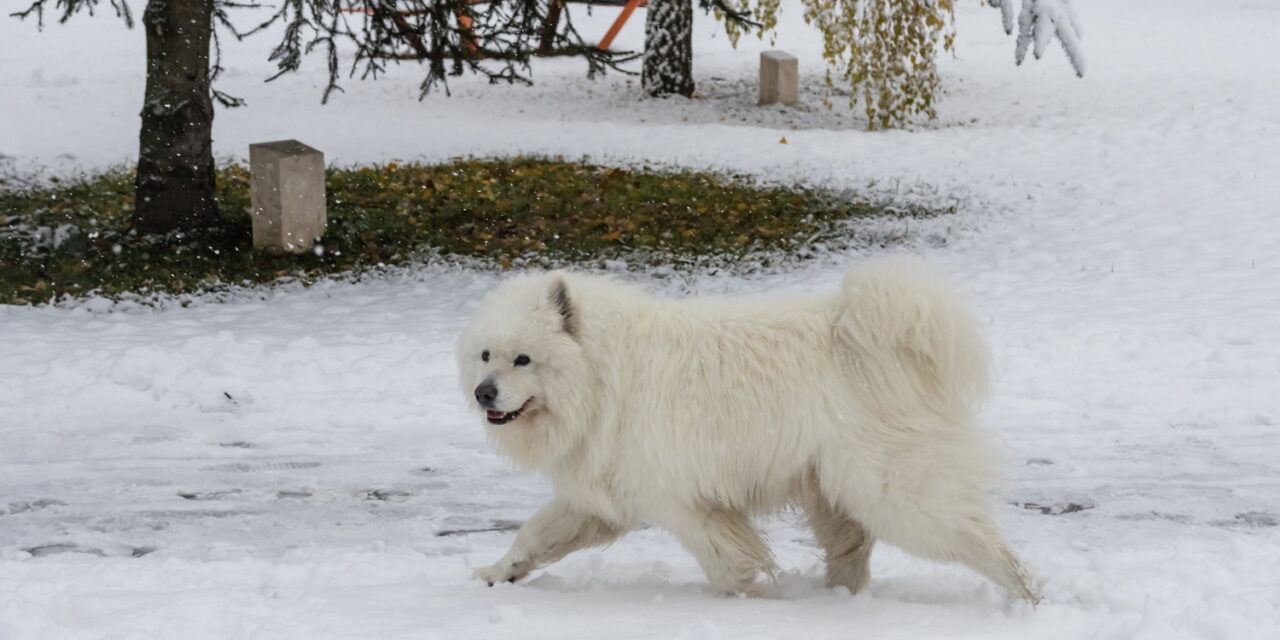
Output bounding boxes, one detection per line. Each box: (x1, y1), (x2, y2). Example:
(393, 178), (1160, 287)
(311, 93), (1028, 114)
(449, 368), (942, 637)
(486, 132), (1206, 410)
(474, 564), (523, 587)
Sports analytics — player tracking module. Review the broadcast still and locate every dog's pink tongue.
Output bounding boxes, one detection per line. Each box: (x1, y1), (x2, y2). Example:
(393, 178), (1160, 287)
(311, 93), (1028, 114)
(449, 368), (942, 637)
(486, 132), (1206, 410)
(486, 410), (504, 419)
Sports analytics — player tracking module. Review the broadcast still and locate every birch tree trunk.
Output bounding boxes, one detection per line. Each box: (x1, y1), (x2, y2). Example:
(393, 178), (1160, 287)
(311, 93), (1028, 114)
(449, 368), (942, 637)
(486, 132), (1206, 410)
(642, 0), (695, 97)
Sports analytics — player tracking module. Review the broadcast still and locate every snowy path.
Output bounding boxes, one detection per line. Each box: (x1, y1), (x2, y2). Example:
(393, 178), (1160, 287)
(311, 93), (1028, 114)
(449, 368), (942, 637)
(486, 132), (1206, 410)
(2, 1), (1279, 638)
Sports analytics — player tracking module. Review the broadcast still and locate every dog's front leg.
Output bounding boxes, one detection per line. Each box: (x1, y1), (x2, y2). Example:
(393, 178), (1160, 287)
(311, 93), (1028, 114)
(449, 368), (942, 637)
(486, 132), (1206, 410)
(665, 507), (776, 596)
(474, 498), (624, 586)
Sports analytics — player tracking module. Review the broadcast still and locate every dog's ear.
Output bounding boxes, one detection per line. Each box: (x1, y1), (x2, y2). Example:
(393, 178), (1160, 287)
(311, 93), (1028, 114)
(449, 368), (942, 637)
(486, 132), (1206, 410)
(548, 273), (577, 338)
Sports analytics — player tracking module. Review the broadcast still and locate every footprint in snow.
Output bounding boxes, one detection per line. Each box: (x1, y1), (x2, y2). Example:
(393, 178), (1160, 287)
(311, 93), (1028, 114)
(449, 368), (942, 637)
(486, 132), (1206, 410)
(1018, 501), (1096, 515)
(25, 543), (155, 558)
(3, 499), (68, 515)
(1209, 511), (1277, 528)
(178, 489), (243, 501)
(365, 489), (413, 502)
(202, 461), (321, 472)
(436, 520), (521, 537)
(1117, 511), (1193, 523)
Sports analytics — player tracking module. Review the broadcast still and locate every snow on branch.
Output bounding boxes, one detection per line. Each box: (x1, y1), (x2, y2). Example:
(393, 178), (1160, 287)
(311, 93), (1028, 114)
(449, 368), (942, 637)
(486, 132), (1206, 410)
(988, 0), (1085, 77)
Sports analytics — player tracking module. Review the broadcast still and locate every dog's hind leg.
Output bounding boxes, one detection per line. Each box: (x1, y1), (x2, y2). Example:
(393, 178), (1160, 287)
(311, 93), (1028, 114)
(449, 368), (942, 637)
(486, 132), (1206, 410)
(848, 484), (1041, 603)
(943, 518), (1040, 603)
(663, 506), (776, 596)
(801, 477), (876, 594)
(901, 513), (1040, 604)
(474, 498), (624, 586)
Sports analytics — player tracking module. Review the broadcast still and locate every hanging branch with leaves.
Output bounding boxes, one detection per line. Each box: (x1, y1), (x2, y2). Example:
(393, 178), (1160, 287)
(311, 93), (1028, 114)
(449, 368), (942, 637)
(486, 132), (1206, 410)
(713, 0), (1085, 129)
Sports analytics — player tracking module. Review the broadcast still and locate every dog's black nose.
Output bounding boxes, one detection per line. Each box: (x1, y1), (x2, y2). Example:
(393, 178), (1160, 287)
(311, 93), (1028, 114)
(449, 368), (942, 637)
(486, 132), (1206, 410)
(474, 382), (498, 407)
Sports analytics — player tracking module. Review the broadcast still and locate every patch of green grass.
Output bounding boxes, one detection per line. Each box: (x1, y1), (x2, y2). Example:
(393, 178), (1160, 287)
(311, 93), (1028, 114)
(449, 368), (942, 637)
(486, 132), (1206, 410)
(0, 157), (936, 305)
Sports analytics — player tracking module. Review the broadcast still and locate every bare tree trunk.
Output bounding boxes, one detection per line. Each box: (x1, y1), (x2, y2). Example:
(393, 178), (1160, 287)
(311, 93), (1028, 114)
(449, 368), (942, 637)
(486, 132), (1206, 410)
(642, 0), (694, 98)
(538, 1), (563, 56)
(134, 0), (219, 234)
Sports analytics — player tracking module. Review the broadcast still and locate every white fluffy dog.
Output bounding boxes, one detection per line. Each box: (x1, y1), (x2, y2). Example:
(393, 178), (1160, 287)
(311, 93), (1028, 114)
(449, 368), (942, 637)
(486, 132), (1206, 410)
(457, 257), (1038, 602)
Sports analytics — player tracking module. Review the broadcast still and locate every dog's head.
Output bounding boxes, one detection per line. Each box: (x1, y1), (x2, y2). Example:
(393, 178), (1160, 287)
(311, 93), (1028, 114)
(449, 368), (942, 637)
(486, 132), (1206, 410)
(457, 271), (592, 467)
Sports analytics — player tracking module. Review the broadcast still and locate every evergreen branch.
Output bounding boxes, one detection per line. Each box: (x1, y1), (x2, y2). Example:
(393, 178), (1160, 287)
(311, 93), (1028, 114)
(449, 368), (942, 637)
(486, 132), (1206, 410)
(699, 0), (760, 30)
(11, 0), (134, 28)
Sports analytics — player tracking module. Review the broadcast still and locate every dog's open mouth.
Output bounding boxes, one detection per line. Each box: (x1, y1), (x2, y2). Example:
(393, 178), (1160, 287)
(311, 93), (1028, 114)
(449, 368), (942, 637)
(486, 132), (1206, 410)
(486, 398), (533, 425)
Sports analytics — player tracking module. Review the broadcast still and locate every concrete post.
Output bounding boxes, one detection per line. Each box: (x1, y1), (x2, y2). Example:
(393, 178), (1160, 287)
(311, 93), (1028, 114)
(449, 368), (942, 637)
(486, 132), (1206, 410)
(759, 50), (798, 106)
(249, 140), (326, 253)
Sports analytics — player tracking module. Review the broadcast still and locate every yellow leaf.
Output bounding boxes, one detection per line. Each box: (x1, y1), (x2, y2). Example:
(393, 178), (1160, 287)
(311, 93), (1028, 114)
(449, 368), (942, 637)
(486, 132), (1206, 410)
(779, 136), (788, 144)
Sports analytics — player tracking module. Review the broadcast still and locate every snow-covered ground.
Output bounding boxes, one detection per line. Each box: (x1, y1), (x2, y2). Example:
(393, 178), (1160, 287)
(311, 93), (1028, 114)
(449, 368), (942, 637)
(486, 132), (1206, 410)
(2, 1), (1279, 638)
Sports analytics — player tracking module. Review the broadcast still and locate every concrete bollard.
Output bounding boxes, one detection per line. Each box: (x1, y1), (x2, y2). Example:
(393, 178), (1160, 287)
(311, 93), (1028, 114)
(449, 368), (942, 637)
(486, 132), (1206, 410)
(759, 50), (798, 106)
(249, 139), (326, 253)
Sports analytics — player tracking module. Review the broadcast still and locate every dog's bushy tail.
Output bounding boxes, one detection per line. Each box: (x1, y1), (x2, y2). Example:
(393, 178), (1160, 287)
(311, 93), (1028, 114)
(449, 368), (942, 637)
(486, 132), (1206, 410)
(833, 256), (990, 425)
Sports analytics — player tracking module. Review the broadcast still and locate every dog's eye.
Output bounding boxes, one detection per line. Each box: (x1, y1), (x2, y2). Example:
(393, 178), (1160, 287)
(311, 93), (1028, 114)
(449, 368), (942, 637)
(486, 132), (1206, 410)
(514, 354), (531, 366)
(481, 350), (490, 362)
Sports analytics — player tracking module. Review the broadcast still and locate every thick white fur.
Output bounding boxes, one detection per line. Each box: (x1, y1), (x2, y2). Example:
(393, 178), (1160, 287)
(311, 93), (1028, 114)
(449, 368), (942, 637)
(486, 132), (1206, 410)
(457, 257), (1039, 601)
